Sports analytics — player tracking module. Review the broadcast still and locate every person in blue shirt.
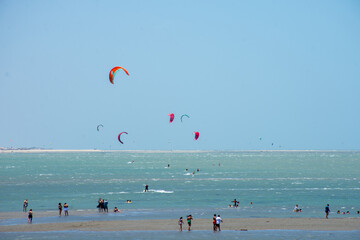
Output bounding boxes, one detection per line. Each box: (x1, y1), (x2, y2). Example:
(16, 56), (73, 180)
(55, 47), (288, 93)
(325, 204), (330, 219)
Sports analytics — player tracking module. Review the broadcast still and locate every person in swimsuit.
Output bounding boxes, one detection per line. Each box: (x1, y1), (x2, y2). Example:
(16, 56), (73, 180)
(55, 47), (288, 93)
(178, 216), (183, 231)
(58, 203), (62, 216)
(28, 209), (33, 223)
(64, 203), (69, 216)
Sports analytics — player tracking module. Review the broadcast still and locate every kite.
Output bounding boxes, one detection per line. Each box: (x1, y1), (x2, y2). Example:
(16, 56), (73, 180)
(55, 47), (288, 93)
(109, 66), (129, 84)
(97, 124), (103, 131)
(193, 131), (199, 140)
(118, 132), (128, 144)
(180, 114), (190, 122)
(168, 113), (174, 123)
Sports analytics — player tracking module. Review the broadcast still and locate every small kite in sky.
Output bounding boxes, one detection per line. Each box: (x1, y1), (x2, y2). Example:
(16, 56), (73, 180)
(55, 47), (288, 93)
(97, 124), (103, 131)
(118, 132), (128, 144)
(168, 113), (174, 123)
(109, 66), (129, 84)
(193, 131), (199, 140)
(180, 114), (190, 122)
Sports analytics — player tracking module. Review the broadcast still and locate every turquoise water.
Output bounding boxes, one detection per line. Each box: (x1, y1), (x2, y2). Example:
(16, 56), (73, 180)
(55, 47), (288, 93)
(1, 151), (360, 218)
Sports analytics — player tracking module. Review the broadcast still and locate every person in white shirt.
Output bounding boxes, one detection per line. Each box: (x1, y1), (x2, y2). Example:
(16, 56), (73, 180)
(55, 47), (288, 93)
(216, 215), (223, 231)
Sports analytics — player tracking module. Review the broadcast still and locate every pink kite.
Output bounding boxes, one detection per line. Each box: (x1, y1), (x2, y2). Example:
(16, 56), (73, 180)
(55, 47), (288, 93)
(193, 131), (199, 140)
(168, 113), (174, 123)
(118, 132), (128, 144)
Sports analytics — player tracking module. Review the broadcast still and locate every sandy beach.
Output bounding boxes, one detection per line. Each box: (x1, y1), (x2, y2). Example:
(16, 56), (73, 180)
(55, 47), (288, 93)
(1, 217), (359, 232)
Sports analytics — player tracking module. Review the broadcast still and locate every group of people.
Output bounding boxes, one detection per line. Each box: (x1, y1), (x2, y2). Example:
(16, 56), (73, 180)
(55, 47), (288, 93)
(293, 204), (302, 212)
(212, 214), (223, 231)
(178, 215), (193, 231)
(178, 214), (223, 232)
(23, 199), (33, 223)
(58, 203), (69, 216)
(97, 198), (109, 212)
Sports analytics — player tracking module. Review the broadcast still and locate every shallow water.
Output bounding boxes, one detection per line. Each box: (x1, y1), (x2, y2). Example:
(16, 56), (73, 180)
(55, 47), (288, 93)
(1, 151), (359, 219)
(1, 230), (360, 240)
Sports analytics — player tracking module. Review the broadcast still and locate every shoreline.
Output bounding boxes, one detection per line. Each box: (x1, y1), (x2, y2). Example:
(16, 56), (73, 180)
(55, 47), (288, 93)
(1, 149), (359, 154)
(1, 218), (359, 232)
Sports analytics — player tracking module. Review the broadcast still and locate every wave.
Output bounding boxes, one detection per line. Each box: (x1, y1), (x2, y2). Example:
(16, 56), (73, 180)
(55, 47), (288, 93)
(90, 191), (128, 195)
(106, 191), (129, 195)
(147, 189), (174, 194)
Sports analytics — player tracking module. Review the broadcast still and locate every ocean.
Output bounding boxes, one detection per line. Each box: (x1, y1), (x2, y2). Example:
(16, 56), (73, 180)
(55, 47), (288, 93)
(1, 151), (359, 239)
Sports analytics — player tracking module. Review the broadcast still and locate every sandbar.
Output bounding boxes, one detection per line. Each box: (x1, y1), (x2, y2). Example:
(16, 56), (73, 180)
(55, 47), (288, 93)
(1, 218), (359, 232)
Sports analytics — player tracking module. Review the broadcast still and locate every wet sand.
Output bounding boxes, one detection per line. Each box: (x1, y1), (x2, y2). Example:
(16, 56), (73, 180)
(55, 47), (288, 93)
(1, 217), (359, 232)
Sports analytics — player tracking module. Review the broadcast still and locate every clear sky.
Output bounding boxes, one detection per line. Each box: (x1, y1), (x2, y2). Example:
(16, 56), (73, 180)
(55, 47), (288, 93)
(1, 0), (360, 150)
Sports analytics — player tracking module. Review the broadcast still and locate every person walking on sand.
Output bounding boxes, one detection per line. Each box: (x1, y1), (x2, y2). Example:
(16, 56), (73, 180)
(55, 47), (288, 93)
(187, 215), (193, 231)
(216, 215), (223, 231)
(28, 209), (33, 223)
(58, 203), (62, 216)
(178, 216), (183, 231)
(23, 199), (28, 212)
(64, 203), (69, 216)
(325, 204), (330, 219)
(212, 214), (217, 232)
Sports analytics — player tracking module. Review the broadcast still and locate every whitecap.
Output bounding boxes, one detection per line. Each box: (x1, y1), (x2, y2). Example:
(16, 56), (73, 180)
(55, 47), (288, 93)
(148, 189), (174, 194)
(106, 191), (128, 195)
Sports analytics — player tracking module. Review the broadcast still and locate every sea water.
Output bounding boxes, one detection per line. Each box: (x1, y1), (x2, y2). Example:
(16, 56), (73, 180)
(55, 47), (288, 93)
(0, 151), (359, 238)
(1, 230), (360, 240)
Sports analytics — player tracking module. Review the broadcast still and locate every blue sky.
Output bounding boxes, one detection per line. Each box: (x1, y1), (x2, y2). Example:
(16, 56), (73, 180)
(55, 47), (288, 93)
(1, 0), (359, 150)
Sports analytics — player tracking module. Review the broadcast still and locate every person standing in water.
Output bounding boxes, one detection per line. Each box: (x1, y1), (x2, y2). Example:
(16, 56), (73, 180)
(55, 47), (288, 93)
(104, 199), (108, 213)
(58, 203), (62, 216)
(64, 203), (69, 216)
(23, 199), (28, 212)
(28, 209), (33, 223)
(144, 184), (149, 192)
(232, 199), (239, 207)
(325, 204), (330, 219)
